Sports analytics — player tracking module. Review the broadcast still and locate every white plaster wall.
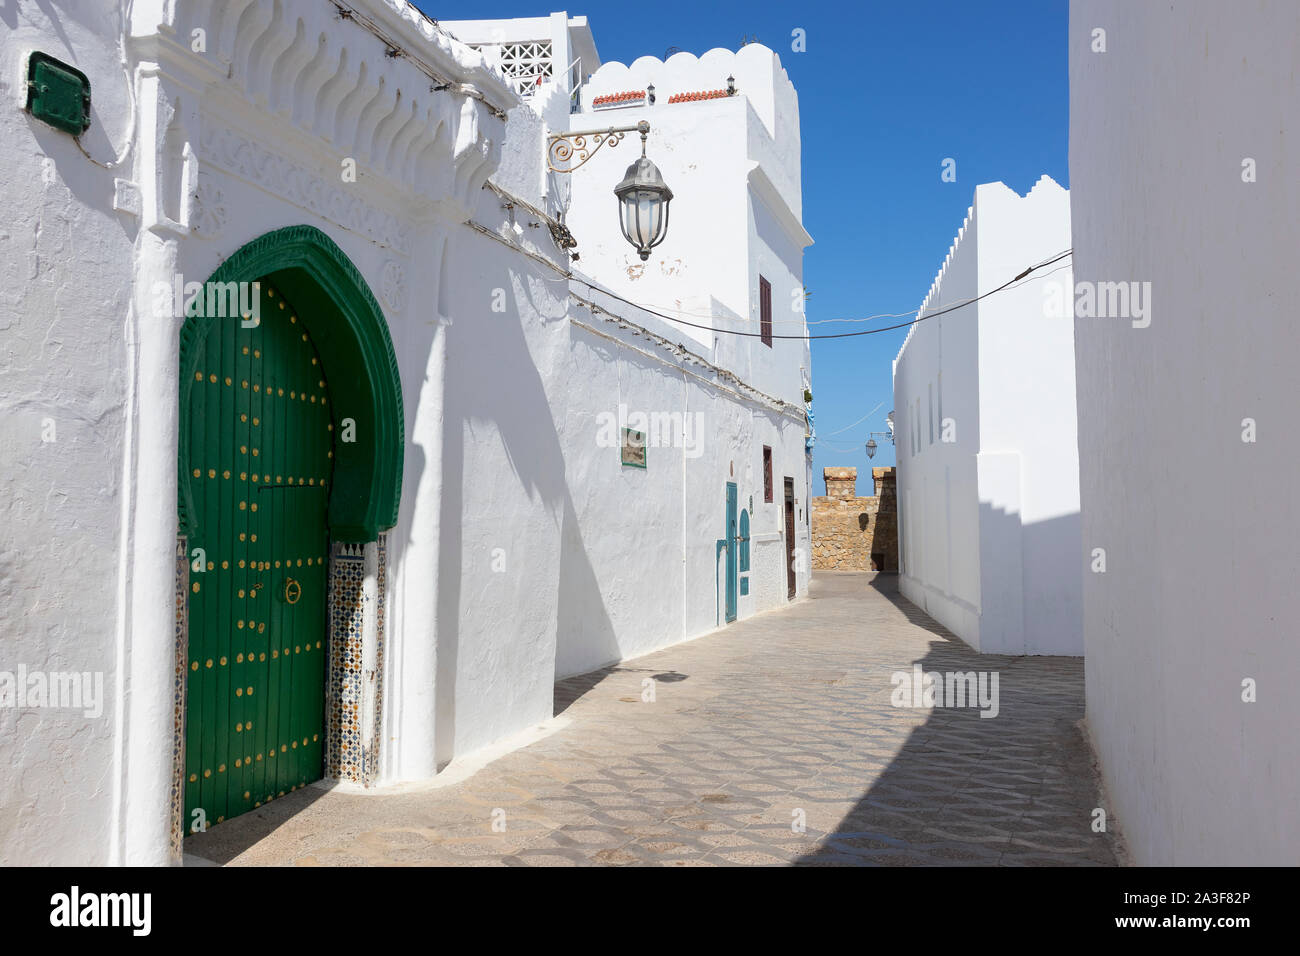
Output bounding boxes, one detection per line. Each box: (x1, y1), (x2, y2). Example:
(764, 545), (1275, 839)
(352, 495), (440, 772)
(974, 177), (1079, 655)
(1, 0), (514, 861)
(732, 181), (811, 410)
(493, 100), (547, 207)
(0, 0), (138, 867)
(894, 178), (1079, 655)
(561, 45), (810, 409)
(564, 96), (747, 350)
(431, 197), (565, 762)
(894, 201), (982, 644)
(545, 281), (809, 680)
(0, 2), (813, 865)
(1070, 0), (1300, 864)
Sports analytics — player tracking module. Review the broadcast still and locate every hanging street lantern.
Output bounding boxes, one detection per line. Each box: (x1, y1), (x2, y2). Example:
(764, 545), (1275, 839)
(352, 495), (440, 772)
(865, 438), (878, 459)
(546, 119), (673, 261)
(614, 135), (673, 260)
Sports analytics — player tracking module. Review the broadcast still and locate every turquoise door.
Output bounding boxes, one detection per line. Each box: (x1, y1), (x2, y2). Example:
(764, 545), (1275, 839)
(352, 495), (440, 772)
(725, 482), (737, 622)
(738, 509), (750, 596)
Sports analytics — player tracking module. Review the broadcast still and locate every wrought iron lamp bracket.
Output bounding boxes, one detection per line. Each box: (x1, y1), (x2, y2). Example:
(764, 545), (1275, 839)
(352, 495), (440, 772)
(547, 120), (650, 174)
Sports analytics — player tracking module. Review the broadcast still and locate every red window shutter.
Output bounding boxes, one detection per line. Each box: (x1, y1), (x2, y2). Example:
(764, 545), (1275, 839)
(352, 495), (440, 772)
(763, 446), (773, 502)
(759, 276), (772, 347)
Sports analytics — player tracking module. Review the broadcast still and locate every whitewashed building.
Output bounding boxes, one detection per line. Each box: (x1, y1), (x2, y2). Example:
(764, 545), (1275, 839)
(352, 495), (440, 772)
(0, 2), (812, 864)
(892, 177), (1081, 655)
(1071, 0), (1299, 864)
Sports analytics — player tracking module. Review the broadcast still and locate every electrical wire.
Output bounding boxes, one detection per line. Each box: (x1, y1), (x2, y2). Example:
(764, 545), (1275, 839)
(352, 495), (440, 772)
(570, 250), (1072, 340)
(821, 402), (885, 436)
(74, 0), (136, 170)
(637, 254), (1074, 328)
(614, 300), (923, 328)
(331, 0), (512, 119)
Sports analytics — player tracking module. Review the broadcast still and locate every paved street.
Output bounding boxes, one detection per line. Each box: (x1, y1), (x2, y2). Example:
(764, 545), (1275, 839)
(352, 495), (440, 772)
(186, 573), (1119, 866)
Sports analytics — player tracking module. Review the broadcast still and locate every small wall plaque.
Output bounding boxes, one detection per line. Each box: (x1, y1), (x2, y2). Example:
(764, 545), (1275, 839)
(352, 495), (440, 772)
(620, 428), (646, 468)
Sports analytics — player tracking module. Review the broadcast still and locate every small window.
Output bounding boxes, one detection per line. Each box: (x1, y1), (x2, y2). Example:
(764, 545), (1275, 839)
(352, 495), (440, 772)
(763, 446), (773, 502)
(759, 276), (772, 347)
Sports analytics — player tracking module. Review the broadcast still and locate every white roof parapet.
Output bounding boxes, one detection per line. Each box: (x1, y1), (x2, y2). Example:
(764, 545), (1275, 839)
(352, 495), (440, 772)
(585, 43), (790, 95)
(582, 43), (793, 135)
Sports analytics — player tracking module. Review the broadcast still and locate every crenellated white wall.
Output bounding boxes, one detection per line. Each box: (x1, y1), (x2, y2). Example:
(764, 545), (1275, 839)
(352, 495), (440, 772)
(894, 200), (983, 642)
(893, 176), (1080, 656)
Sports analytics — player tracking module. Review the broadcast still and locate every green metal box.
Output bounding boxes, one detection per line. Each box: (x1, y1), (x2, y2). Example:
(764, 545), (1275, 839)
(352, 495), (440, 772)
(27, 52), (91, 136)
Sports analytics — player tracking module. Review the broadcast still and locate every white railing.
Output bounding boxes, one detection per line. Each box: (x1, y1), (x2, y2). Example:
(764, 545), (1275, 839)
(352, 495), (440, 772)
(486, 51), (585, 112)
(567, 56), (583, 113)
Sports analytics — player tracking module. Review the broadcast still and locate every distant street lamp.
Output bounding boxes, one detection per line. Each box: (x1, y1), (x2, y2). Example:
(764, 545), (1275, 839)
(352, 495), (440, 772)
(547, 119), (673, 261)
(865, 427), (894, 460)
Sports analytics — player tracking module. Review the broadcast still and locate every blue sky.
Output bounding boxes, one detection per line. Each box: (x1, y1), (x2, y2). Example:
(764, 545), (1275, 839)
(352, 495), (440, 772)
(425, 0), (1069, 490)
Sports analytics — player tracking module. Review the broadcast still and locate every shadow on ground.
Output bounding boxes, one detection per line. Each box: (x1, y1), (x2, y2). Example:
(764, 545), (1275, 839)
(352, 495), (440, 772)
(554, 665), (690, 716)
(184, 782), (332, 865)
(793, 574), (1115, 866)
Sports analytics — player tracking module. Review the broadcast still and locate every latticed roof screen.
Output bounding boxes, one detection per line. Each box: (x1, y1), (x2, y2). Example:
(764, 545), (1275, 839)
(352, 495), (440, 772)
(490, 40), (554, 98)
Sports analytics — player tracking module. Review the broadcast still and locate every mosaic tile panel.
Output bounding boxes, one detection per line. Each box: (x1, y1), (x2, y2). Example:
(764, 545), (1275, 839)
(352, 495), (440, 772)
(369, 534), (387, 782)
(325, 538), (385, 786)
(326, 543), (365, 782)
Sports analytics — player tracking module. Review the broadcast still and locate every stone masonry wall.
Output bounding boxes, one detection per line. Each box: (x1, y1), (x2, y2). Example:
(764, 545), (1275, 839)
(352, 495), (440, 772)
(812, 467), (898, 571)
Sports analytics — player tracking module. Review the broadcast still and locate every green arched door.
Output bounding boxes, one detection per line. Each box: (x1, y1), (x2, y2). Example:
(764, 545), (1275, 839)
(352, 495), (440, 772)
(182, 280), (334, 830)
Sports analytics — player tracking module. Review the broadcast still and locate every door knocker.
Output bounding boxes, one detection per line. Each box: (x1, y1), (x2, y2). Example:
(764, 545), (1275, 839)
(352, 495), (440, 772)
(284, 578), (302, 605)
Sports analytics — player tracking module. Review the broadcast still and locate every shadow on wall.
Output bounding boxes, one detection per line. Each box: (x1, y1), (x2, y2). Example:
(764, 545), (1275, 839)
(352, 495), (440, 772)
(793, 575), (1114, 866)
(424, 244), (781, 761)
(976, 502), (1082, 656)
(550, 330), (631, 680)
(432, 257), (630, 764)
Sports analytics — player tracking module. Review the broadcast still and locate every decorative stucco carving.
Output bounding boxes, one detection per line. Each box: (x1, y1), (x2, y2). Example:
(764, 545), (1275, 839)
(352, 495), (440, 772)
(380, 260), (406, 313)
(190, 171), (228, 237)
(199, 126), (411, 254)
(154, 0), (509, 227)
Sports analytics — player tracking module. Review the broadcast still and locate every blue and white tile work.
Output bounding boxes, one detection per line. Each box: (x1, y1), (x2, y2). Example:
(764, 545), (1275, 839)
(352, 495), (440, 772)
(325, 539), (386, 786)
(370, 534), (387, 784)
(171, 535), (190, 863)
